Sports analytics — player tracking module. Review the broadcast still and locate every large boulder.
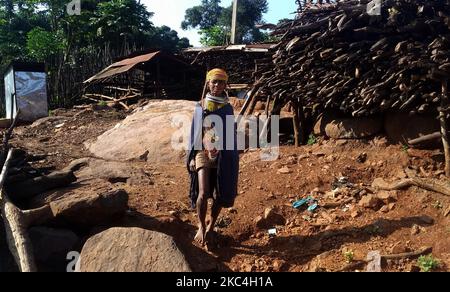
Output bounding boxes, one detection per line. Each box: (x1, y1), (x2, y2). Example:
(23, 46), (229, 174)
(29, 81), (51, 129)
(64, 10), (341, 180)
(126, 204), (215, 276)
(384, 113), (440, 147)
(313, 111), (338, 136)
(324, 116), (383, 139)
(78, 227), (191, 272)
(87, 100), (197, 163)
(30, 186), (129, 227)
(49, 189), (128, 227)
(73, 158), (154, 186)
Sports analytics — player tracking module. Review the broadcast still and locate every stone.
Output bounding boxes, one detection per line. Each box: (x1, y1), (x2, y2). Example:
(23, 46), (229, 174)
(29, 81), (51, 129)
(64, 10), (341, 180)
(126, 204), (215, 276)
(379, 205), (389, 213)
(49, 189), (129, 227)
(314, 112), (336, 136)
(277, 167), (292, 174)
(395, 169), (407, 179)
(78, 227), (191, 272)
(376, 191), (398, 203)
(351, 210), (361, 218)
(267, 192), (276, 200)
(286, 156), (297, 165)
(264, 208), (286, 226)
(358, 194), (382, 209)
(444, 206), (450, 217)
(254, 216), (265, 229)
(335, 140), (348, 146)
(272, 260), (285, 272)
(87, 100), (198, 163)
(324, 116), (383, 139)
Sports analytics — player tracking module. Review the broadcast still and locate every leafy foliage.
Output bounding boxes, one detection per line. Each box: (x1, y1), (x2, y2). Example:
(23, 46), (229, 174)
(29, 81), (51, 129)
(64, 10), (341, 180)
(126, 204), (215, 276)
(182, 0), (269, 45)
(307, 134), (317, 146)
(417, 255), (439, 272)
(0, 0), (192, 112)
(26, 27), (64, 61)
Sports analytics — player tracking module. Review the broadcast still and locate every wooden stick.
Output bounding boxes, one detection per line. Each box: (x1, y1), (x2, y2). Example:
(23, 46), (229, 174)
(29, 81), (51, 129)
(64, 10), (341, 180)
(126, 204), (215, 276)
(381, 247), (432, 260)
(0, 110), (20, 167)
(408, 132), (441, 145)
(200, 81), (208, 109)
(0, 150), (37, 272)
(372, 177), (450, 197)
(239, 82), (262, 117)
(440, 80), (450, 177)
(337, 247), (432, 272)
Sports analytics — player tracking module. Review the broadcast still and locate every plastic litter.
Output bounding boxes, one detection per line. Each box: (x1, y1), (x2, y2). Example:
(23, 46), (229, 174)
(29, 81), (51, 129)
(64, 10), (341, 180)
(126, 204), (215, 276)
(293, 196), (314, 209)
(307, 203), (319, 213)
(268, 228), (277, 236)
(293, 196), (319, 213)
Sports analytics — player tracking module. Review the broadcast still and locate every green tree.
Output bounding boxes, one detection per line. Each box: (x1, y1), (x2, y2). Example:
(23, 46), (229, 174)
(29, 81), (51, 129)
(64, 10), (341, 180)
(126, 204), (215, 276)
(26, 27), (64, 61)
(91, 0), (154, 50)
(182, 0), (268, 45)
(181, 0), (223, 30)
(149, 25), (191, 52)
(199, 25), (229, 46)
(0, 0), (48, 66)
(0, 0), (192, 113)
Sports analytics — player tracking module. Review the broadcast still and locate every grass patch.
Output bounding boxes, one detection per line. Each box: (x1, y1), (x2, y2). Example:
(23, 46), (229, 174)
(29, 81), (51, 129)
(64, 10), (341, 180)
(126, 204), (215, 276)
(417, 255), (439, 272)
(307, 134), (317, 146)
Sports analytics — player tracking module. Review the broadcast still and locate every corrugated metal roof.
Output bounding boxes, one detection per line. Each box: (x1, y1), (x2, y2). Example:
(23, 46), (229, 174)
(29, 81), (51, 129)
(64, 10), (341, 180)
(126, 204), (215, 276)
(114, 51), (160, 66)
(84, 51), (190, 83)
(84, 64), (136, 83)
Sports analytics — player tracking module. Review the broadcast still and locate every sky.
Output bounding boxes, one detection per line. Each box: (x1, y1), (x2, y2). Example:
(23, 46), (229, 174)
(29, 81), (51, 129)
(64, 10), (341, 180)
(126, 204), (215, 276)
(142, 0), (298, 46)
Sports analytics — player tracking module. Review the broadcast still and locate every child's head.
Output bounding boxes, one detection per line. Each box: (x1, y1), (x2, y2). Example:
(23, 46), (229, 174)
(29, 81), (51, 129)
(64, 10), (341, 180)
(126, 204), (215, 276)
(206, 68), (228, 96)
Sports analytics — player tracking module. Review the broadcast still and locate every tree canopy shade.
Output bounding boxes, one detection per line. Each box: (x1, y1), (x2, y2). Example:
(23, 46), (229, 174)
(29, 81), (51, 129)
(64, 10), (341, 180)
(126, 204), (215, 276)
(182, 0), (269, 46)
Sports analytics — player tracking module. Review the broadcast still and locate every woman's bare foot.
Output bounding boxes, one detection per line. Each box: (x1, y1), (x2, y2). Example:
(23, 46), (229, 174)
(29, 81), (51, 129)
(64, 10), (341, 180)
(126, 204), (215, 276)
(194, 226), (205, 246)
(204, 226), (218, 251)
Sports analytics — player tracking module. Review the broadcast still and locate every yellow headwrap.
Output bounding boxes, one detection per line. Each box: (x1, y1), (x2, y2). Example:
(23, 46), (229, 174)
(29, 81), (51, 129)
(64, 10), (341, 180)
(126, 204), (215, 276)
(206, 68), (229, 82)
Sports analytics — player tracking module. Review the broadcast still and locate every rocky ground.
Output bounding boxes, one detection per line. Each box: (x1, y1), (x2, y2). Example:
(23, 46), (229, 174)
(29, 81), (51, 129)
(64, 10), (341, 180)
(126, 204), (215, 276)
(4, 102), (450, 272)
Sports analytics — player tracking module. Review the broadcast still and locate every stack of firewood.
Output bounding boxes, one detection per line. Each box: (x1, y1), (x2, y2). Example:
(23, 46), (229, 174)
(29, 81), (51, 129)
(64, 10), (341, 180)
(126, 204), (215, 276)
(245, 0), (450, 118)
(182, 50), (267, 84)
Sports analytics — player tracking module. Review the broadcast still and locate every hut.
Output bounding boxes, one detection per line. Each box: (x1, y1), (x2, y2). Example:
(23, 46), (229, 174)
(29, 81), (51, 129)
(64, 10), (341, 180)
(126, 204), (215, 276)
(2, 62), (48, 122)
(83, 50), (203, 107)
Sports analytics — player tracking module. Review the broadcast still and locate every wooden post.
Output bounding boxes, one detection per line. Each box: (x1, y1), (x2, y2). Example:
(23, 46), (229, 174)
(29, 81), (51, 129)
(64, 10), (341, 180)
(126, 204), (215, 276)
(292, 101), (301, 147)
(156, 60), (161, 99)
(292, 98), (306, 147)
(440, 80), (450, 177)
(231, 0), (238, 44)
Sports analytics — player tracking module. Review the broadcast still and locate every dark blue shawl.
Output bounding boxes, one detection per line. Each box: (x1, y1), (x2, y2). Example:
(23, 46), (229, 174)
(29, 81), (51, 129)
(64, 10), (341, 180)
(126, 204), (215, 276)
(187, 103), (239, 208)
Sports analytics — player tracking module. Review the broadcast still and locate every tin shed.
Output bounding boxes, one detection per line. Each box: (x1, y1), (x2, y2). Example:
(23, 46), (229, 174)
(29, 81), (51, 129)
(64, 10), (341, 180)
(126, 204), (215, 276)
(3, 62), (48, 122)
